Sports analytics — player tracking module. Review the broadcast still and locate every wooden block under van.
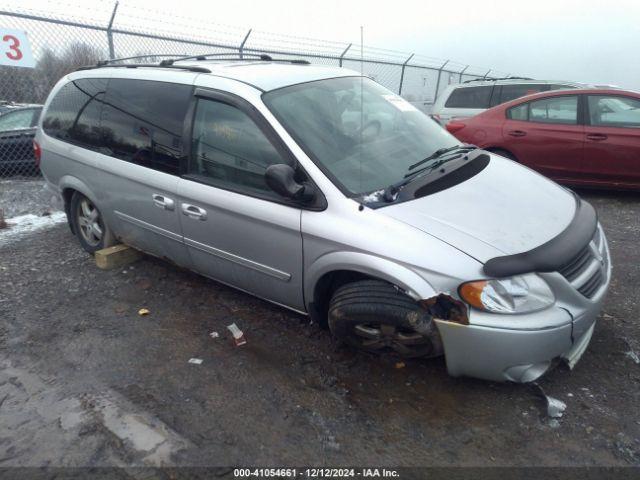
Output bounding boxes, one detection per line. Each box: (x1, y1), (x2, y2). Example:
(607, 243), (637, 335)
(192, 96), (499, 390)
(95, 244), (142, 270)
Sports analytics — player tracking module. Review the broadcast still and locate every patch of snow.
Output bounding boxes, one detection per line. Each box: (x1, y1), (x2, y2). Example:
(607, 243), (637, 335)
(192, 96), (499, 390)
(625, 350), (640, 364)
(361, 189), (385, 203)
(0, 212), (67, 247)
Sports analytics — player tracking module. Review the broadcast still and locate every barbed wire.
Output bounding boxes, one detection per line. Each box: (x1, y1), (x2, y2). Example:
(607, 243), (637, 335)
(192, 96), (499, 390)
(1, 0), (510, 75)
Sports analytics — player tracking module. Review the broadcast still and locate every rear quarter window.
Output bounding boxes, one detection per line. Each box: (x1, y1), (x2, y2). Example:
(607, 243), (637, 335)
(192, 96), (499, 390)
(444, 86), (493, 109)
(43, 78), (107, 149)
(507, 103), (529, 121)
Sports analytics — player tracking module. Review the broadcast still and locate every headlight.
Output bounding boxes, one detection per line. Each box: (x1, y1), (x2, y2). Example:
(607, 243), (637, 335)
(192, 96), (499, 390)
(458, 274), (555, 314)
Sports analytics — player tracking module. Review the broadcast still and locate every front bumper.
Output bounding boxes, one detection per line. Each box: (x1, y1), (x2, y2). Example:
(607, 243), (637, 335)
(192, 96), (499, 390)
(435, 300), (602, 382)
(435, 226), (611, 383)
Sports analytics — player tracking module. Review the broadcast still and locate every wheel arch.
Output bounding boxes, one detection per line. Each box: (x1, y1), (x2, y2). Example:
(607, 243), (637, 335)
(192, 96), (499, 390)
(305, 251), (438, 326)
(58, 176), (100, 235)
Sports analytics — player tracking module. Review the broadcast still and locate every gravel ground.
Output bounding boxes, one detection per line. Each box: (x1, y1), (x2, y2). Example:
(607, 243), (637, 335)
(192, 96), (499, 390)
(0, 178), (59, 218)
(0, 182), (638, 471)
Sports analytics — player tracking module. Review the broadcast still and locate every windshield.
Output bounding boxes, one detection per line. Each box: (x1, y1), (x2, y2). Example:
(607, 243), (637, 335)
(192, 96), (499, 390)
(263, 76), (460, 196)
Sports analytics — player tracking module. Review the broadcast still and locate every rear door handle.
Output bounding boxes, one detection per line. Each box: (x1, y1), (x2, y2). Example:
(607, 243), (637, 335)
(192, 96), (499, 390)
(508, 130), (527, 137)
(152, 194), (175, 211)
(181, 203), (207, 221)
(586, 133), (608, 141)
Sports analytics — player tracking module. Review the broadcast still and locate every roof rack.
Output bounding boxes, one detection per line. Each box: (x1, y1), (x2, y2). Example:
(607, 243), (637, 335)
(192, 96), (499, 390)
(95, 54), (179, 66)
(159, 52), (310, 66)
(76, 63), (211, 73)
(463, 76), (534, 84)
(76, 52), (311, 73)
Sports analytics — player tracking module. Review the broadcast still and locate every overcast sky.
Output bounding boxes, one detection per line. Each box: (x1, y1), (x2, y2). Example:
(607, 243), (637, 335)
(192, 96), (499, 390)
(18, 0), (640, 90)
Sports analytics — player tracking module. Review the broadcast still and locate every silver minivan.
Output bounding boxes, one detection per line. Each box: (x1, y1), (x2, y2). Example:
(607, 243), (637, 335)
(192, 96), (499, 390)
(36, 55), (611, 383)
(431, 78), (587, 125)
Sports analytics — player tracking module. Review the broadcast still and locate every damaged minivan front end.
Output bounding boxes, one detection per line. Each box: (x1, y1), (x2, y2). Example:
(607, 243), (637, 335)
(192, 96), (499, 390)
(379, 157), (611, 383)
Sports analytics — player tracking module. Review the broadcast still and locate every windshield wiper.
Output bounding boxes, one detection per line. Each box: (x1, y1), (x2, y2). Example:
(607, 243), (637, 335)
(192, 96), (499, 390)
(408, 144), (477, 171)
(381, 145), (477, 202)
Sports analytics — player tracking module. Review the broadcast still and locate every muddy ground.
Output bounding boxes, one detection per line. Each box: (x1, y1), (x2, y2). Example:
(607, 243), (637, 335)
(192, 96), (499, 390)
(0, 180), (639, 471)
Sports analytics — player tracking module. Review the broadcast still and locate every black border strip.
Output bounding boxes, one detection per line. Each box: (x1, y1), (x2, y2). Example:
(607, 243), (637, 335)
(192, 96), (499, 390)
(483, 193), (598, 278)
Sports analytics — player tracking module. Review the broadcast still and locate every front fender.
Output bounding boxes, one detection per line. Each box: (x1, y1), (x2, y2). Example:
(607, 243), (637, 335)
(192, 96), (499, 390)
(305, 251), (438, 310)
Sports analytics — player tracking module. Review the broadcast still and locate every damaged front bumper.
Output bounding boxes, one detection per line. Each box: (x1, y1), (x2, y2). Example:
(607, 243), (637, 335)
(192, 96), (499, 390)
(434, 266), (610, 383)
(432, 199), (611, 383)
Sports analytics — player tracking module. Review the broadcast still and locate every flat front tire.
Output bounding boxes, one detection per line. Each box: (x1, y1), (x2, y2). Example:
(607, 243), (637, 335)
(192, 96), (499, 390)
(328, 280), (443, 358)
(69, 192), (114, 254)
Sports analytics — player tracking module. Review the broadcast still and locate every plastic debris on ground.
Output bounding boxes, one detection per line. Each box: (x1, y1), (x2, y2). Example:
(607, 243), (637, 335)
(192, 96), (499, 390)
(209, 331), (219, 339)
(533, 383), (567, 418)
(625, 350), (640, 364)
(227, 323), (247, 346)
(138, 308), (150, 316)
(188, 358), (203, 365)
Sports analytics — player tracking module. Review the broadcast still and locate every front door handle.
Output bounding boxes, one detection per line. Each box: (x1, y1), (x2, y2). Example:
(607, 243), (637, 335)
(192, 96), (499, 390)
(181, 203), (207, 221)
(152, 194), (175, 211)
(586, 133), (608, 141)
(508, 130), (527, 137)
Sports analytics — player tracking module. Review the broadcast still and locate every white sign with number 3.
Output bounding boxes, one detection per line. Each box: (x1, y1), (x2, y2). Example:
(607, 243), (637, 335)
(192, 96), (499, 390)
(0, 28), (35, 68)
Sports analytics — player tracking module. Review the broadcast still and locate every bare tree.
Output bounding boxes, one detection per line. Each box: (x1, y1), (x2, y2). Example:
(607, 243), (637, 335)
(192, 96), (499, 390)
(0, 42), (103, 104)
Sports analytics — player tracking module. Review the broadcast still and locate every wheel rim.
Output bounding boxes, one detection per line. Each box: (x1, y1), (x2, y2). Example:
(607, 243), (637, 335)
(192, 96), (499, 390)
(351, 323), (432, 357)
(77, 198), (103, 247)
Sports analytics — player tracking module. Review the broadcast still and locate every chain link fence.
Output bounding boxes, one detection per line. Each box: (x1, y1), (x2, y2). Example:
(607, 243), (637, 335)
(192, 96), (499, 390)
(0, 1), (508, 177)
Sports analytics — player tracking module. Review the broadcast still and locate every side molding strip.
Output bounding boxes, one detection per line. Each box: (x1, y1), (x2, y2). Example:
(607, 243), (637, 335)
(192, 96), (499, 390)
(115, 210), (183, 242)
(184, 237), (291, 282)
(115, 210), (292, 282)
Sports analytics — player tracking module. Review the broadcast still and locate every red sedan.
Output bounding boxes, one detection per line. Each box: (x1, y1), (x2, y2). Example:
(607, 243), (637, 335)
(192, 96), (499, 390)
(446, 88), (640, 189)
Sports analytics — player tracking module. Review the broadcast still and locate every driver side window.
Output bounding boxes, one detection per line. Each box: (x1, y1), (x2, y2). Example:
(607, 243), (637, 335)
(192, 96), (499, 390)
(189, 99), (285, 198)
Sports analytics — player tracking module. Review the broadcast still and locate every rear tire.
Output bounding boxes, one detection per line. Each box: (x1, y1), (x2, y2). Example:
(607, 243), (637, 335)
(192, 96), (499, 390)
(328, 279), (443, 358)
(69, 192), (115, 254)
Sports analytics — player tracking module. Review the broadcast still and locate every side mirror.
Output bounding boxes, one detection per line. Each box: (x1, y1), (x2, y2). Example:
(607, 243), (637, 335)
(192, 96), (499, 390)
(265, 164), (315, 202)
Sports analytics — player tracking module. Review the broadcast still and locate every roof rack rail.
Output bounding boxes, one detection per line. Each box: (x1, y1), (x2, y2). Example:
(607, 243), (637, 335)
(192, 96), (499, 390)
(95, 54), (179, 66)
(75, 52), (311, 73)
(463, 76), (534, 84)
(76, 63), (211, 73)
(160, 52), (271, 65)
(159, 52), (310, 66)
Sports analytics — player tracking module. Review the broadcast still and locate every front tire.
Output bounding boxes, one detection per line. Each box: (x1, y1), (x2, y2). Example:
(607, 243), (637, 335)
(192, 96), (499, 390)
(328, 280), (443, 358)
(70, 192), (114, 254)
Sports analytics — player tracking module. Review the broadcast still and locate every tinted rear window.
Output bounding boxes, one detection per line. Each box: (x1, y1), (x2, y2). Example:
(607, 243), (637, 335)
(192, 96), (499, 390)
(43, 78), (107, 148)
(100, 79), (192, 175)
(444, 86), (493, 109)
(499, 84), (548, 103)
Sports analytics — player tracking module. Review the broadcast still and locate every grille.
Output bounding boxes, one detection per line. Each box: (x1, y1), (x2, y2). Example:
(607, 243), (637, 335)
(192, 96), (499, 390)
(558, 227), (607, 299)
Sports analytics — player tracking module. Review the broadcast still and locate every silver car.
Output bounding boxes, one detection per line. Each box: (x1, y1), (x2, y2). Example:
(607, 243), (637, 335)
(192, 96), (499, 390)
(35, 55), (611, 383)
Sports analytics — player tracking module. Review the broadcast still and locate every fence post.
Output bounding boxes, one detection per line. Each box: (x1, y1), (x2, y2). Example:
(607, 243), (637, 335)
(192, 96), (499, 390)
(458, 65), (469, 83)
(434, 59), (449, 101)
(239, 29), (252, 59)
(398, 53), (414, 95)
(107, 1), (119, 60)
(338, 43), (351, 67)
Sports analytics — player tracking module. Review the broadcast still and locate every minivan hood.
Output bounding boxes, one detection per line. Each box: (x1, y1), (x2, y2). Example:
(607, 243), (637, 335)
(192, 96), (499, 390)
(381, 155), (577, 263)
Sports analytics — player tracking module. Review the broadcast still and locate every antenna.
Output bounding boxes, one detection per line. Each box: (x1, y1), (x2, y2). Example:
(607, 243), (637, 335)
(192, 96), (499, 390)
(359, 26), (364, 194)
(360, 26), (364, 75)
